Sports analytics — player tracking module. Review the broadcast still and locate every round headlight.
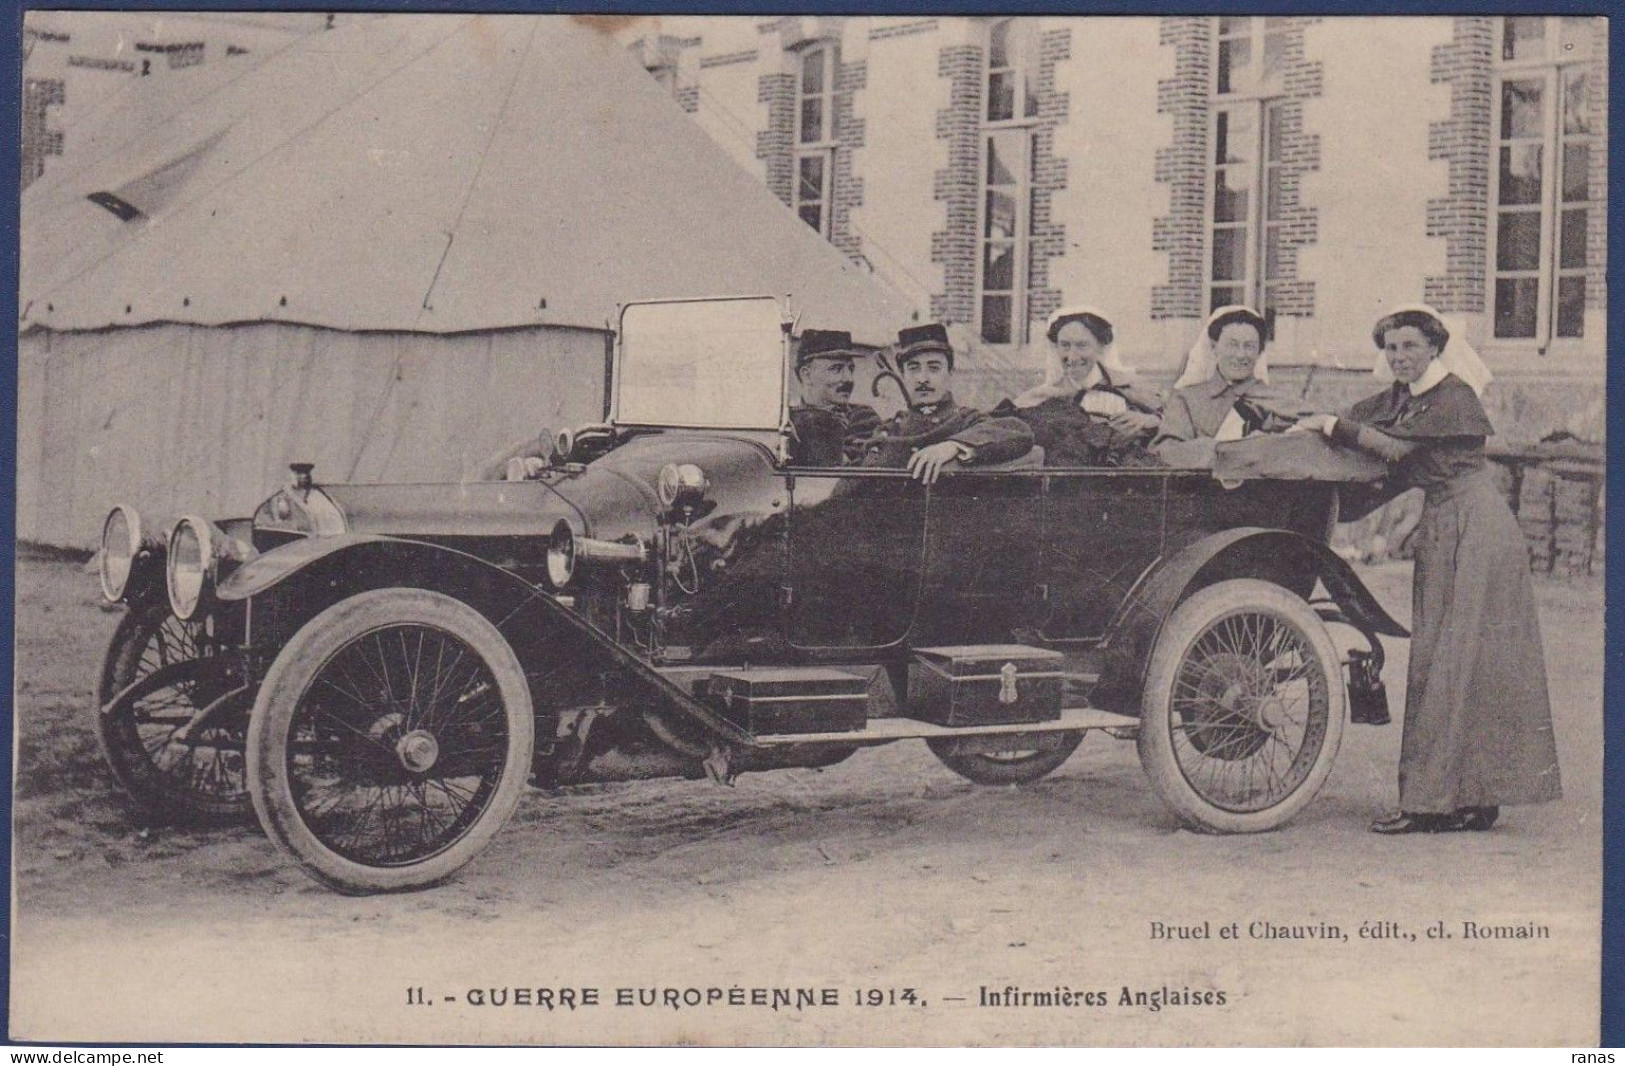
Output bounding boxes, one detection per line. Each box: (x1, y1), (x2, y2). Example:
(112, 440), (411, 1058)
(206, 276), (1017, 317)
(166, 517), (214, 621)
(546, 521), (576, 589)
(657, 463), (682, 509)
(99, 505), (143, 602)
(553, 428), (575, 466)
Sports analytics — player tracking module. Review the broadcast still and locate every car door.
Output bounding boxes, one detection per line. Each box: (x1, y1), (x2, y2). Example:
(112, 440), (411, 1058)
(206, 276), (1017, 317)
(911, 470), (1046, 647)
(1038, 470), (1168, 641)
(784, 469), (927, 650)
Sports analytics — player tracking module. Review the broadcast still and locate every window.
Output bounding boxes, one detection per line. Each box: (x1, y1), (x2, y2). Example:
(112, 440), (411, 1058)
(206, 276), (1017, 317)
(1205, 17), (1295, 329)
(1215, 16), (1291, 98)
(976, 18), (1039, 345)
(986, 17), (1038, 122)
(1206, 81), (1287, 327)
(1490, 16), (1598, 344)
(793, 45), (835, 237)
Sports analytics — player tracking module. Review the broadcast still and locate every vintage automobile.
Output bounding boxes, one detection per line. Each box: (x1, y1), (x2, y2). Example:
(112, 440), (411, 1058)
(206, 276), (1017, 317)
(94, 295), (1405, 894)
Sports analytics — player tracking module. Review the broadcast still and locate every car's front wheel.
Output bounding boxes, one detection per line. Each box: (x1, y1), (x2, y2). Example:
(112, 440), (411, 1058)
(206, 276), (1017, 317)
(1138, 579), (1345, 833)
(246, 589), (534, 894)
(95, 604), (251, 825)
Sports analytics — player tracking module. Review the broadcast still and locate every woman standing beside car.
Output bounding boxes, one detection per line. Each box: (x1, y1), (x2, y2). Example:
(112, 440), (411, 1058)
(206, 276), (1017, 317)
(1294, 305), (1561, 834)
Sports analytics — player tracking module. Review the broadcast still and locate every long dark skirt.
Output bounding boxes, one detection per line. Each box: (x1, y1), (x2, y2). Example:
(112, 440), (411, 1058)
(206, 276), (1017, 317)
(1400, 467), (1563, 812)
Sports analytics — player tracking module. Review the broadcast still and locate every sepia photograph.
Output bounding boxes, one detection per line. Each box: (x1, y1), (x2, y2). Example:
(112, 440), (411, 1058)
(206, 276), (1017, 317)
(9, 9), (1610, 1047)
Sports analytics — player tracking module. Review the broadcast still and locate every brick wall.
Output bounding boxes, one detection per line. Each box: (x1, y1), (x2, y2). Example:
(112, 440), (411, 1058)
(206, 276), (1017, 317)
(755, 48), (867, 265)
(1152, 17), (1322, 321)
(1423, 17), (1493, 313)
(1151, 17), (1209, 320)
(830, 55), (868, 263)
(756, 71), (795, 206)
(1025, 27), (1072, 326)
(1584, 18), (1607, 316)
(1266, 18), (1323, 318)
(20, 77), (66, 190)
(929, 44), (984, 327)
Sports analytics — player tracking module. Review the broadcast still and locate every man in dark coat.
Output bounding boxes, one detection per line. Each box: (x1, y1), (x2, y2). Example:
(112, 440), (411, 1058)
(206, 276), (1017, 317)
(858, 323), (1035, 484)
(788, 329), (881, 466)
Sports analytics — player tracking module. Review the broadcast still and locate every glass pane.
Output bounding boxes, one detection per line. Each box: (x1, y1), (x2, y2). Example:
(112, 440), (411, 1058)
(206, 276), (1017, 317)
(1265, 103), (1284, 162)
(983, 241), (1014, 290)
(798, 155), (825, 202)
(986, 72), (1014, 122)
(986, 131), (1020, 186)
(1023, 67), (1040, 118)
(1261, 32), (1288, 88)
(1501, 79), (1544, 139)
(1498, 144), (1543, 205)
(1495, 211), (1542, 271)
(1211, 227), (1248, 282)
(801, 49), (824, 94)
(618, 297), (786, 429)
(1217, 16), (1247, 36)
(1501, 17), (1546, 61)
(798, 204), (823, 231)
(1213, 167), (1251, 223)
(989, 18), (1011, 68)
(1559, 17), (1596, 61)
(1563, 70), (1593, 135)
(1214, 109), (1254, 165)
(1265, 169), (1283, 221)
(981, 295), (1012, 344)
(799, 98), (823, 143)
(1557, 276), (1585, 337)
(985, 189), (1017, 240)
(1493, 277), (1539, 338)
(1217, 38), (1251, 95)
(1210, 286), (1246, 314)
(1562, 143), (1589, 202)
(1560, 208), (1588, 269)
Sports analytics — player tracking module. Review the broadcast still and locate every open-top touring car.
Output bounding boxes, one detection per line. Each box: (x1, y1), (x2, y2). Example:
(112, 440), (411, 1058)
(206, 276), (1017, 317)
(95, 295), (1405, 893)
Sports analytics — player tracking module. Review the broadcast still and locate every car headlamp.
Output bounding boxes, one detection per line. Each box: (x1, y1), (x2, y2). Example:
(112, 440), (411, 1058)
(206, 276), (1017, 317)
(546, 521), (577, 589)
(165, 516), (253, 620)
(657, 463), (710, 511)
(99, 504), (151, 603)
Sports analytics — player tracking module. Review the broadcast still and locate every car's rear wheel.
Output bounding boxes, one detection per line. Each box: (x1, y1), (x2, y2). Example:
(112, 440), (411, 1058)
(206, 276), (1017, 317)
(926, 732), (1083, 785)
(1138, 579), (1344, 833)
(247, 589), (534, 894)
(95, 604), (251, 824)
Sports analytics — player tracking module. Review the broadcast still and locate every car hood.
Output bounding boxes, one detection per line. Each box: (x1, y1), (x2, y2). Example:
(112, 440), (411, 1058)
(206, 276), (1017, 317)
(311, 433), (780, 543)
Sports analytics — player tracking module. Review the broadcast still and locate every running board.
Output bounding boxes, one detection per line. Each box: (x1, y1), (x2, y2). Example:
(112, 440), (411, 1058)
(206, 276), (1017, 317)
(753, 706), (1139, 746)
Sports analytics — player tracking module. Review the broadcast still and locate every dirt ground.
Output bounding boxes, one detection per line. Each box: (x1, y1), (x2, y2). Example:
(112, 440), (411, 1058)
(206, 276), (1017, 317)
(7, 549), (1605, 1046)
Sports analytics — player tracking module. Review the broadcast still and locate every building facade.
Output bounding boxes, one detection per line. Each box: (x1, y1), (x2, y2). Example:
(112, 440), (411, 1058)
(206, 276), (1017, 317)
(627, 15), (1607, 435)
(21, 12), (339, 190)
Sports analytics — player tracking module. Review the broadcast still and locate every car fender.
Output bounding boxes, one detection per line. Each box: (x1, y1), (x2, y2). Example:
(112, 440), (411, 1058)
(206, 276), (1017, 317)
(1091, 527), (1407, 715)
(218, 534), (757, 747)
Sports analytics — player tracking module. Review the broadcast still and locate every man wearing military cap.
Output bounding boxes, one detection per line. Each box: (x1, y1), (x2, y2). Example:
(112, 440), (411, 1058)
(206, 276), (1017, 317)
(858, 322), (1035, 484)
(788, 329), (881, 466)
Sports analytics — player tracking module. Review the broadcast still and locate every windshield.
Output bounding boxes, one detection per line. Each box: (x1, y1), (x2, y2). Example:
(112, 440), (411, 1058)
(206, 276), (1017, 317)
(614, 297), (787, 431)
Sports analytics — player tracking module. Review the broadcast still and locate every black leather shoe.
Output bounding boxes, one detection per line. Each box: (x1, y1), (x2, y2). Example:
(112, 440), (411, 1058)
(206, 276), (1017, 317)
(1450, 806), (1499, 831)
(1370, 811), (1451, 835)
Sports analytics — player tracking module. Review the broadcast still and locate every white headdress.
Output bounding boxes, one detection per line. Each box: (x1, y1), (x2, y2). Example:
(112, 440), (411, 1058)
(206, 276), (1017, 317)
(1012, 305), (1130, 408)
(1174, 305), (1271, 390)
(1371, 303), (1493, 397)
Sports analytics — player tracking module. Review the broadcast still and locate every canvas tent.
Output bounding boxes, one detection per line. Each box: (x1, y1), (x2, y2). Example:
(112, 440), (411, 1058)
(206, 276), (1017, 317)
(19, 13), (914, 547)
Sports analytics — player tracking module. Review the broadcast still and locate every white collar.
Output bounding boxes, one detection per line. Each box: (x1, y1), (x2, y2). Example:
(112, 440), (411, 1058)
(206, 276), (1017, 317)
(1408, 359), (1449, 396)
(1079, 363), (1104, 391)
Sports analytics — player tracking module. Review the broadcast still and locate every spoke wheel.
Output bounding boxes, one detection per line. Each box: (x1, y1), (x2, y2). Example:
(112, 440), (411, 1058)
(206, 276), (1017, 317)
(95, 604), (250, 824)
(247, 590), (534, 894)
(1138, 579), (1344, 833)
(926, 732), (1083, 785)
